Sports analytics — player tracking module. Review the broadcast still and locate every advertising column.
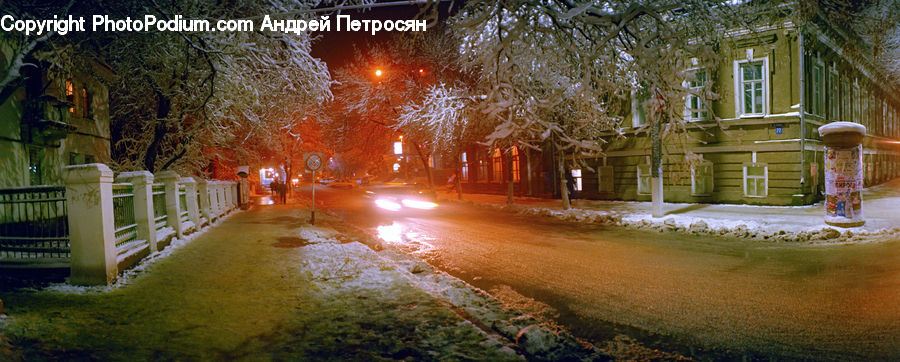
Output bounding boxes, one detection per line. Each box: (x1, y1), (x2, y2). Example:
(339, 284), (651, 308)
(818, 122), (867, 227)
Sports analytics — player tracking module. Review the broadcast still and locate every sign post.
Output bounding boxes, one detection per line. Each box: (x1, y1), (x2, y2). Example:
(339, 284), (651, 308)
(304, 152), (324, 225)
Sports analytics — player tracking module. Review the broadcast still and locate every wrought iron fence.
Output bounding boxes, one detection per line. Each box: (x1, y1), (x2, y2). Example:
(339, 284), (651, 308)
(152, 183), (167, 231)
(178, 183), (189, 224)
(0, 186), (69, 262)
(112, 183), (138, 247)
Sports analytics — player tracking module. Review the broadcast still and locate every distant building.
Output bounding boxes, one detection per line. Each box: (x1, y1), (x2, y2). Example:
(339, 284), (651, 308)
(456, 13), (900, 205)
(0, 43), (113, 187)
(577, 16), (900, 206)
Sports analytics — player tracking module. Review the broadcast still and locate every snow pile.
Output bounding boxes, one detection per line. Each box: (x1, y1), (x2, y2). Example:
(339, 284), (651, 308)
(447, 196), (900, 244)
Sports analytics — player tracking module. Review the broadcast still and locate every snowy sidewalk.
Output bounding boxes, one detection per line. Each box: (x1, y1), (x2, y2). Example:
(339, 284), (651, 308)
(0, 201), (601, 360)
(439, 178), (900, 243)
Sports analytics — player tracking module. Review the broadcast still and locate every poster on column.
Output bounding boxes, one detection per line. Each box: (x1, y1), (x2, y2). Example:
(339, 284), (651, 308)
(824, 145), (863, 221)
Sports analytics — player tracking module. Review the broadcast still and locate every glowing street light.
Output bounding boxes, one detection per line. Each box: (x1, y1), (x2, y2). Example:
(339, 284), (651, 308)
(375, 69), (383, 77)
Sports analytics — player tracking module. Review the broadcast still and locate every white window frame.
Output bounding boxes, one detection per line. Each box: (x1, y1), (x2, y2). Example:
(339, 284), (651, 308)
(684, 68), (708, 121)
(691, 161), (714, 196)
(637, 164), (651, 195)
(597, 166), (614, 193)
(571, 169), (582, 191)
(733, 57), (769, 117)
(460, 152), (468, 182)
(742, 163), (768, 198)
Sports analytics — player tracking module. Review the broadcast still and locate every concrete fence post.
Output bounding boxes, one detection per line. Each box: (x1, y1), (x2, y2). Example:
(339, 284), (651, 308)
(157, 170), (183, 238)
(231, 182), (239, 208)
(217, 182), (227, 215)
(226, 182), (235, 210)
(115, 171), (157, 252)
(64, 163), (117, 285)
(197, 179), (211, 226)
(182, 177), (200, 232)
(208, 181), (220, 220)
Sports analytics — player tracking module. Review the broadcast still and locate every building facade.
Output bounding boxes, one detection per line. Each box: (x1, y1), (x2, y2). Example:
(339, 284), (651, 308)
(0, 42), (112, 188)
(576, 17), (900, 206)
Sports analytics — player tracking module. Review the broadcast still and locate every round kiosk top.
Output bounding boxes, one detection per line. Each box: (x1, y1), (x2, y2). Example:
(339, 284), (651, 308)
(818, 121), (866, 137)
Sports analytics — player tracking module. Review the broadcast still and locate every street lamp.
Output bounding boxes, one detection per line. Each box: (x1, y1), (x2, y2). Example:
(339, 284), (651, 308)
(375, 69), (383, 77)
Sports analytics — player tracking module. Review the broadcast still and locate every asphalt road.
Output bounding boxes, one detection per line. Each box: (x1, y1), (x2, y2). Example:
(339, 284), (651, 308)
(308, 184), (900, 360)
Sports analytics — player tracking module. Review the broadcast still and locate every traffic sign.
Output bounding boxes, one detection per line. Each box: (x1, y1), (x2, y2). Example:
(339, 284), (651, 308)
(304, 152), (324, 172)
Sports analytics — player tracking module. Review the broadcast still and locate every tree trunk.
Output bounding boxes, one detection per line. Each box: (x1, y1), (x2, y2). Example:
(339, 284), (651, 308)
(526, 150), (533, 196)
(559, 152), (570, 210)
(412, 142), (436, 199)
(144, 91), (171, 173)
(506, 149), (514, 206)
(651, 114), (664, 218)
(455, 156), (463, 200)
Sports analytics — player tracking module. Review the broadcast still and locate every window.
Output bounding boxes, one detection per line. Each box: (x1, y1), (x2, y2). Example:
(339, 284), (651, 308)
(511, 147), (520, 182)
(65, 80), (75, 114)
(735, 59), (767, 116)
(68, 152), (82, 165)
(477, 151), (488, 181)
(631, 90), (647, 127)
(597, 166), (614, 193)
(691, 161), (714, 196)
(492, 148), (503, 182)
(393, 141), (403, 155)
(842, 78), (851, 122)
(743, 163), (767, 197)
(84, 154), (95, 164)
(853, 81), (860, 123)
(637, 164), (651, 195)
(812, 63), (824, 116)
(828, 68), (839, 121)
(460, 152), (468, 182)
(571, 169), (582, 191)
(393, 163), (400, 173)
(81, 87), (93, 119)
(28, 147), (43, 185)
(685, 69), (707, 121)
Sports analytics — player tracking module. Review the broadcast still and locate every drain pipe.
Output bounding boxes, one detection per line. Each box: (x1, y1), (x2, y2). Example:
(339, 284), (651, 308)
(798, 28), (807, 196)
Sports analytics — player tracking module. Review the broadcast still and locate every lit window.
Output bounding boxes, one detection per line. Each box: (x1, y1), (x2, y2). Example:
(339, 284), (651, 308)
(737, 61), (765, 116)
(571, 169), (582, 191)
(685, 69), (707, 121)
(743, 163), (767, 197)
(393, 163), (400, 173)
(691, 161), (714, 196)
(65, 80), (75, 114)
(511, 147), (520, 182)
(597, 166), (614, 193)
(393, 141), (403, 155)
(82, 87), (93, 119)
(460, 152), (468, 182)
(637, 164), (651, 195)
(492, 148), (503, 182)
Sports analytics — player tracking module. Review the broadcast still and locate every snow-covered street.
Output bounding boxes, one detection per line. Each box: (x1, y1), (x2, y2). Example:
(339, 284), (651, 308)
(313, 185), (900, 360)
(0, 202), (601, 360)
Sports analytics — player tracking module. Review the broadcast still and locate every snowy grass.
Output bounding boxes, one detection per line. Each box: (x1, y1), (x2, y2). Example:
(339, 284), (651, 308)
(41, 210), (241, 294)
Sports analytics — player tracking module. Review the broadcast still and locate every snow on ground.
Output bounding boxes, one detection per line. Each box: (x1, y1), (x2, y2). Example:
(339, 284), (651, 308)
(297, 223), (604, 360)
(439, 186), (900, 245)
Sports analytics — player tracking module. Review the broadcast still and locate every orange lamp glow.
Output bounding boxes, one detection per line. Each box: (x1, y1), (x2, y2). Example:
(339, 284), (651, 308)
(375, 69), (383, 77)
